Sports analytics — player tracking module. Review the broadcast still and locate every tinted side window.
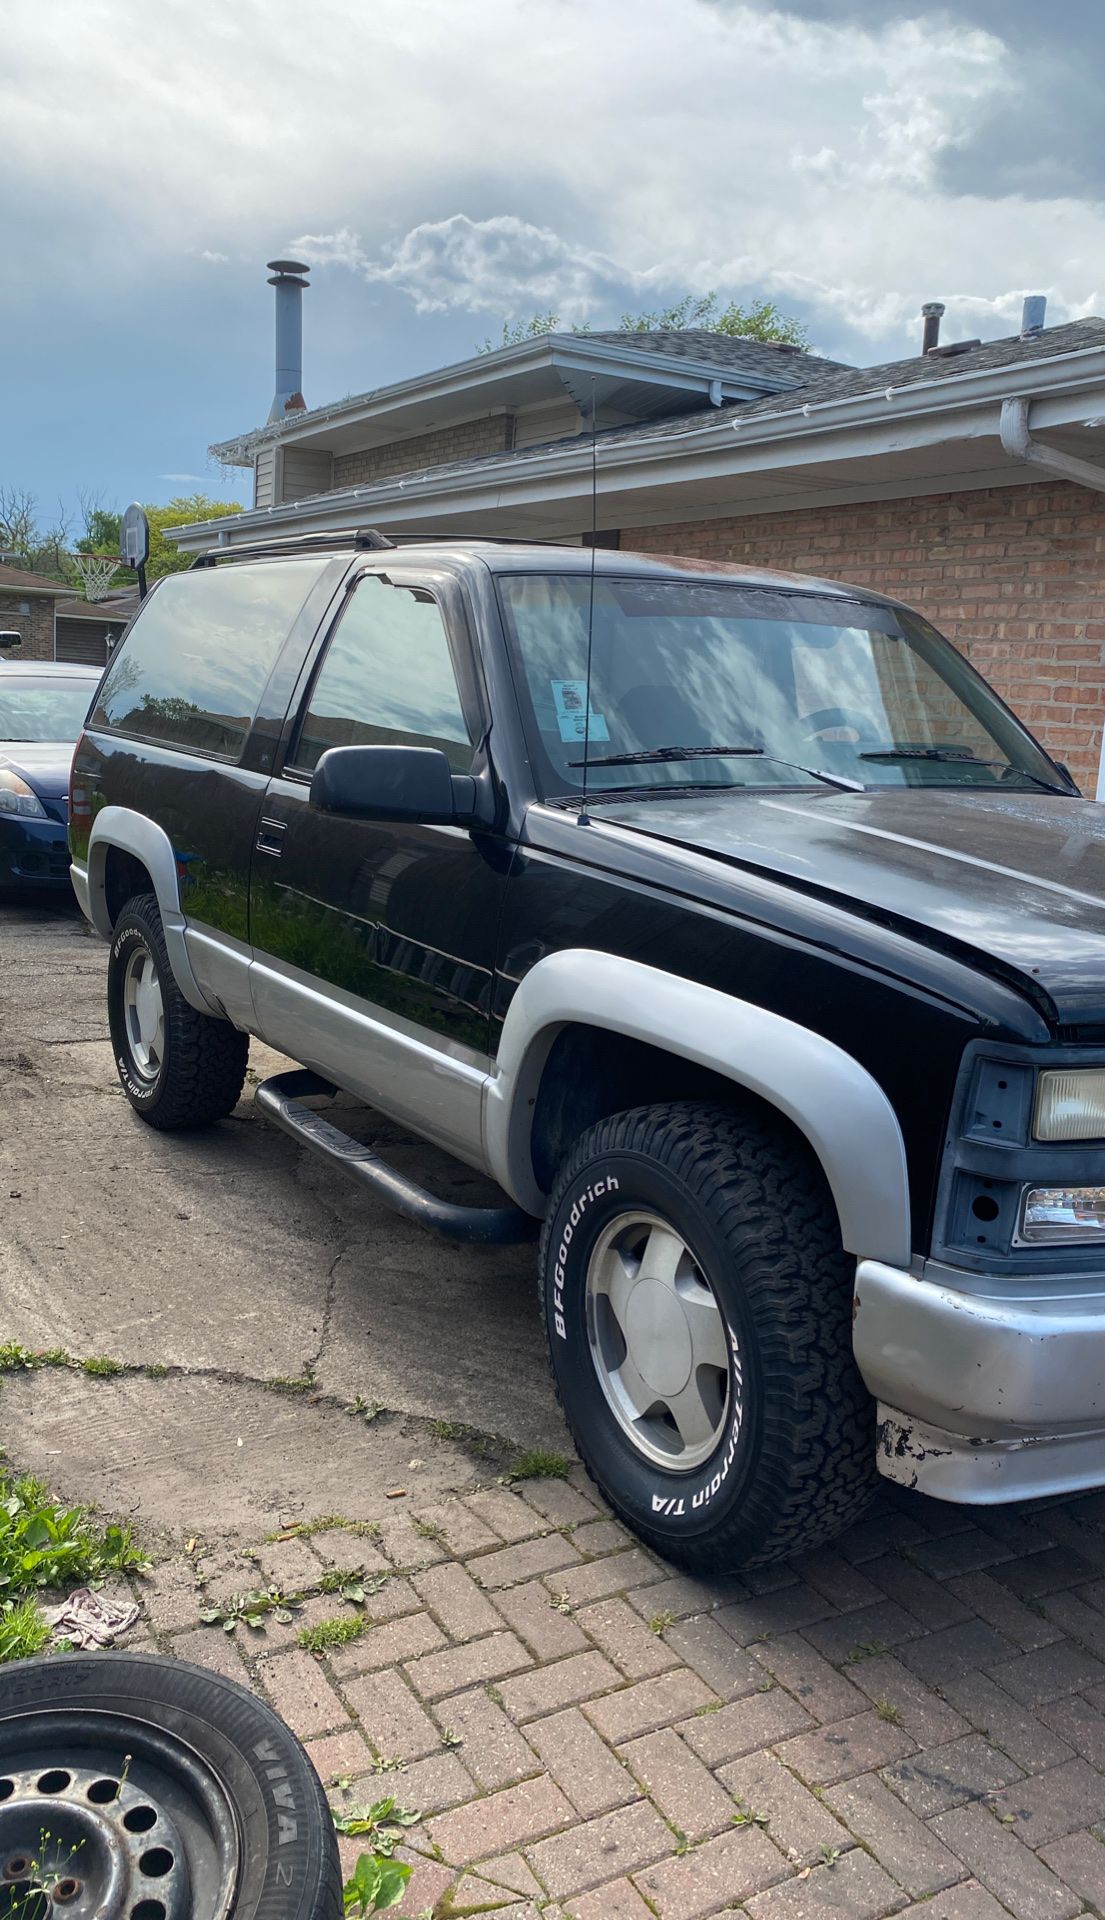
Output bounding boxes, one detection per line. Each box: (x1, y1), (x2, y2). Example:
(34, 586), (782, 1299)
(91, 559), (330, 758)
(292, 580), (473, 773)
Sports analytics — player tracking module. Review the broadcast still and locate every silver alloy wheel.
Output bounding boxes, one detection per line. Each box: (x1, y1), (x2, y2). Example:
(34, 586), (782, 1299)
(585, 1209), (733, 1471)
(122, 946), (165, 1082)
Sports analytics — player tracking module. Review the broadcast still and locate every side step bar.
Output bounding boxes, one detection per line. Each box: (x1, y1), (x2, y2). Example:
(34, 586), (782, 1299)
(254, 1068), (538, 1245)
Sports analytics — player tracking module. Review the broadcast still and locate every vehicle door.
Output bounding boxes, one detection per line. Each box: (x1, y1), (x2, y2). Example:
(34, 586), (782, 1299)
(248, 566), (507, 1161)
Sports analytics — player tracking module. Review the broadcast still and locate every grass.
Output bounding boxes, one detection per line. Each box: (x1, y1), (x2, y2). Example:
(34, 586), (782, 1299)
(297, 1615), (371, 1653)
(0, 1464), (147, 1662)
(0, 1342), (72, 1372)
(81, 1356), (124, 1378)
(873, 1698), (904, 1725)
(0, 1596), (52, 1662)
(505, 1449), (570, 1482)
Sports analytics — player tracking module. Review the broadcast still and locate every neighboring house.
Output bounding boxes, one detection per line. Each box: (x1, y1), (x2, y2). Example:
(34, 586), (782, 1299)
(54, 589), (138, 667)
(169, 304), (1105, 796)
(0, 563), (70, 661)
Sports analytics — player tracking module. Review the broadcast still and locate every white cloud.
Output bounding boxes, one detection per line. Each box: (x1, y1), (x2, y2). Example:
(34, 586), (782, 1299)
(291, 214), (627, 317)
(4, 0), (1104, 359)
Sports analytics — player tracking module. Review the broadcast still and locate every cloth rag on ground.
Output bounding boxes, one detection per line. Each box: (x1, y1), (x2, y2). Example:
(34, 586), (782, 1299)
(44, 1586), (140, 1649)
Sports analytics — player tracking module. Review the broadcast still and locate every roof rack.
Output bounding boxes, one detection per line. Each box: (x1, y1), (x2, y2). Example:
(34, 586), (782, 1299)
(189, 528), (576, 568)
(189, 526), (395, 567)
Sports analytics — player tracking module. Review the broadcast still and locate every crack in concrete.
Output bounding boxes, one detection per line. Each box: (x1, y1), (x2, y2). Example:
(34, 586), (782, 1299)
(0, 1353), (516, 1465)
(304, 1242), (346, 1378)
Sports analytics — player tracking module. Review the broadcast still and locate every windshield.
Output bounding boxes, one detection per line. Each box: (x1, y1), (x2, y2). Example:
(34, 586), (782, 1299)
(497, 574), (1064, 799)
(0, 677), (98, 743)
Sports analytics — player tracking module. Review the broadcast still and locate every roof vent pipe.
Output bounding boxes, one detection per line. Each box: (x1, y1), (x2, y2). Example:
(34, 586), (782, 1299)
(267, 258), (309, 421)
(921, 302), (945, 354)
(1021, 295), (1047, 338)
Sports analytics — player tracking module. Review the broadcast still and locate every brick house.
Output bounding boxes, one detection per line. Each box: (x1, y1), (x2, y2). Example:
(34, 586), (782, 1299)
(170, 312), (1105, 796)
(0, 563), (70, 661)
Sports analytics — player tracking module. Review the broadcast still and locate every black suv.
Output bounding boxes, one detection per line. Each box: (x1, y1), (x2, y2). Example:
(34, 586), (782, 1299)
(70, 534), (1105, 1569)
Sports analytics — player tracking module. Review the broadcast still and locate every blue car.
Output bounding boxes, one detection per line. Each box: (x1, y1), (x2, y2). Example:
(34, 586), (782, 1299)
(0, 662), (102, 890)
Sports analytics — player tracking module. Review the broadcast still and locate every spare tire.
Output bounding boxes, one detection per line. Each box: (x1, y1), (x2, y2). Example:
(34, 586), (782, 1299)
(0, 1652), (340, 1919)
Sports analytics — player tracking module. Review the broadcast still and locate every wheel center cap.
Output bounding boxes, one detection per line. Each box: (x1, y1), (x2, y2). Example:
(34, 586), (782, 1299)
(624, 1279), (693, 1396)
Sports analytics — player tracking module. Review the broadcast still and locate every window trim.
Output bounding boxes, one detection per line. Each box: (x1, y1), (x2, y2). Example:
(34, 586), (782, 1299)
(278, 568), (484, 784)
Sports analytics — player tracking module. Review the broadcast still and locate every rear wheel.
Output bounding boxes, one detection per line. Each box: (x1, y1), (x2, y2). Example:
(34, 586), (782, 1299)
(107, 894), (248, 1129)
(540, 1100), (876, 1569)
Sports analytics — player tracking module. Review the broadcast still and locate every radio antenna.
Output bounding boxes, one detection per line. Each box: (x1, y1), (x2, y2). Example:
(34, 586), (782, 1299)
(578, 378), (599, 827)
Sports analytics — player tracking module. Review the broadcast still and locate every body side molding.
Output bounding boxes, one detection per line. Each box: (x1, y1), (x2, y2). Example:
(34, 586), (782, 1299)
(484, 949), (911, 1264)
(85, 806), (214, 1014)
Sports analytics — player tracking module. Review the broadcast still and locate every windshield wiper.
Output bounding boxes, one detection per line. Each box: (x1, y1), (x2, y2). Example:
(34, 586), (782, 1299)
(859, 746), (1069, 793)
(570, 744), (865, 793)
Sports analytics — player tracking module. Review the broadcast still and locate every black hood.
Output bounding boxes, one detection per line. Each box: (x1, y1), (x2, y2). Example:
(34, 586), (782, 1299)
(596, 786), (1105, 1026)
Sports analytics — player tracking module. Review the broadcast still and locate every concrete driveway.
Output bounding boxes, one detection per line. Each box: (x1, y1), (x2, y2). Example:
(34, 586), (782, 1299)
(0, 893), (567, 1538)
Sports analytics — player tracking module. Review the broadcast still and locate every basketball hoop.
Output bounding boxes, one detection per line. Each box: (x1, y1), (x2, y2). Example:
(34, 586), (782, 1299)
(72, 553), (119, 602)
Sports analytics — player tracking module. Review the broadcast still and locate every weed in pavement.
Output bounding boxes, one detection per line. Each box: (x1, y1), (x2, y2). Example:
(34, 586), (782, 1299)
(504, 1449), (570, 1481)
(298, 1616), (371, 1653)
(341, 1850), (411, 1912)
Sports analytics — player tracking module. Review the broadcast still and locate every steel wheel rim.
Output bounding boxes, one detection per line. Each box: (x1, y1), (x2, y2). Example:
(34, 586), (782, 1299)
(584, 1209), (734, 1471)
(0, 1710), (239, 1920)
(122, 948), (165, 1082)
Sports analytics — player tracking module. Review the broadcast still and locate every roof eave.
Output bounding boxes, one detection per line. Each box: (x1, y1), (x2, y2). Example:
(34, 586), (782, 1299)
(210, 334), (800, 465)
(173, 341), (1105, 549)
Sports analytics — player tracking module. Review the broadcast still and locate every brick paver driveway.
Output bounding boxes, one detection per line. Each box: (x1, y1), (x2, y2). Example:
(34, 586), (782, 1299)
(131, 1471), (1105, 1919)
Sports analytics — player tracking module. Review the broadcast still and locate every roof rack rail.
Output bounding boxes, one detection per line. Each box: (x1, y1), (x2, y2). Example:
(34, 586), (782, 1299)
(189, 526), (395, 567)
(187, 528), (583, 569)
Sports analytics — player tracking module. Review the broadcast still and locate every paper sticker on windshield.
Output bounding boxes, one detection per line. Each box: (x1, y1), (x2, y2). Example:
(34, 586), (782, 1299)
(552, 679), (610, 744)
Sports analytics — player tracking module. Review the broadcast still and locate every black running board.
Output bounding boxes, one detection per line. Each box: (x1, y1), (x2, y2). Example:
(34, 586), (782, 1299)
(254, 1068), (538, 1244)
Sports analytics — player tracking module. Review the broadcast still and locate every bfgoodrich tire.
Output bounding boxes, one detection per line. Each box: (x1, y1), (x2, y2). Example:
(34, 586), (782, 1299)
(540, 1101), (876, 1570)
(107, 892), (249, 1128)
(0, 1651), (340, 1918)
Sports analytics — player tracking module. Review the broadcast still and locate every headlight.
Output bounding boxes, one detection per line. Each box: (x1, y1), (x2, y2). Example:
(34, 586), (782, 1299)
(1020, 1185), (1105, 1243)
(0, 771), (47, 819)
(1035, 1068), (1105, 1142)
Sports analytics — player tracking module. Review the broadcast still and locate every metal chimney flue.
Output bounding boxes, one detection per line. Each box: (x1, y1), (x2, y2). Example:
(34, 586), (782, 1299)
(267, 258), (309, 421)
(921, 301), (945, 354)
(1021, 295), (1047, 339)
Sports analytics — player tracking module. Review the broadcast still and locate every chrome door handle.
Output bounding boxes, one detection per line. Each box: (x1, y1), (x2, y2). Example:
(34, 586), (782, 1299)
(256, 817), (286, 857)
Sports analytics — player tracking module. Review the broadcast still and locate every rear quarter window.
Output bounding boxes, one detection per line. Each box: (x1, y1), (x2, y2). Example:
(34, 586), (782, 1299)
(90, 559), (330, 758)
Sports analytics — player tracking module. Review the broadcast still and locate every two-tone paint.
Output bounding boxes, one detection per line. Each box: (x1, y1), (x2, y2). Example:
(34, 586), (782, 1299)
(70, 543), (1105, 1505)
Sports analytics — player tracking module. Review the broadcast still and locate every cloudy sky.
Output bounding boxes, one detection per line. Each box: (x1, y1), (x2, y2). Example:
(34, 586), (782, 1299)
(4, 0), (1103, 529)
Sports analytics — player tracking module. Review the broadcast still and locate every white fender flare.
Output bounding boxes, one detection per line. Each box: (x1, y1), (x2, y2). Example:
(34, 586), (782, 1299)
(84, 806), (215, 1014)
(483, 950), (911, 1266)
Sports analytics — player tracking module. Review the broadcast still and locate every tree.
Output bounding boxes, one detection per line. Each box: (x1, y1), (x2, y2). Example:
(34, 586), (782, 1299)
(141, 495), (243, 582)
(477, 292), (808, 353)
(0, 487), (72, 579)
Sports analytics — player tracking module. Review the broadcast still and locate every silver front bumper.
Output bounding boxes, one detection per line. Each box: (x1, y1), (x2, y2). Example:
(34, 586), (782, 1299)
(854, 1256), (1105, 1503)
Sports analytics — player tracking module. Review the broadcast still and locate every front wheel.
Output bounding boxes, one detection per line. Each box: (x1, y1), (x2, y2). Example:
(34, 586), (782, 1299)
(108, 893), (249, 1129)
(540, 1101), (876, 1569)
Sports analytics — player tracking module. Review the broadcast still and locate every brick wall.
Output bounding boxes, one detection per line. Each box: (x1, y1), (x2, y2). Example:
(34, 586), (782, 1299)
(333, 414), (514, 490)
(0, 591), (56, 662)
(630, 479), (1105, 795)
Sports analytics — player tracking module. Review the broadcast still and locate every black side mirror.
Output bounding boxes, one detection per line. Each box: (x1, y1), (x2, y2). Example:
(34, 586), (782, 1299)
(309, 744), (478, 825)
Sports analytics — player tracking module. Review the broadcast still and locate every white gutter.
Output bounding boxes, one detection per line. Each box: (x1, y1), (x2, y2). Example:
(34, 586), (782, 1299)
(999, 395), (1105, 494)
(172, 341), (1105, 550)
